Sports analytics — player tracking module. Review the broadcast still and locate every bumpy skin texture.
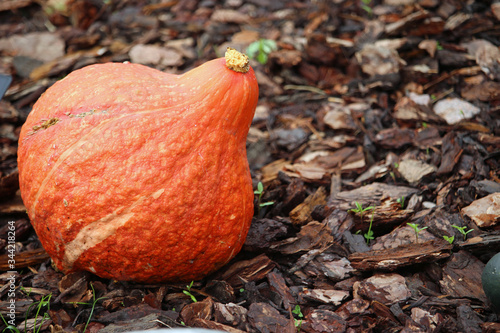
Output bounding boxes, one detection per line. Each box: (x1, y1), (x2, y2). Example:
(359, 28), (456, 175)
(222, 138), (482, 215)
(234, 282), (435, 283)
(18, 58), (259, 283)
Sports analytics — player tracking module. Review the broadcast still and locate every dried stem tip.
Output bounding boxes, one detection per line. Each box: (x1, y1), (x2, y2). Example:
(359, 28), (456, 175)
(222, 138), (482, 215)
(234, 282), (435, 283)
(225, 47), (250, 73)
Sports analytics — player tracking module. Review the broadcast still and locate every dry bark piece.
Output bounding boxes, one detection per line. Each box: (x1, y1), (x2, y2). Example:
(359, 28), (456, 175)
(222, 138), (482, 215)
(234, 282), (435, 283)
(243, 218), (289, 252)
(310, 255), (354, 282)
(299, 288), (349, 306)
(483, 322), (500, 333)
(433, 98), (480, 125)
(213, 302), (249, 331)
(355, 44), (405, 77)
(273, 128), (309, 152)
(97, 312), (179, 333)
(374, 128), (415, 149)
(281, 178), (307, 214)
(392, 96), (437, 123)
(56, 271), (91, 304)
(461, 80), (500, 102)
(353, 198), (415, 232)
(190, 318), (247, 332)
(302, 309), (347, 333)
(180, 296), (214, 326)
(439, 251), (488, 304)
(290, 187), (327, 226)
(329, 182), (419, 211)
(270, 221), (334, 255)
(267, 271), (295, 310)
(95, 303), (177, 325)
(205, 280), (235, 304)
(336, 298), (371, 320)
(372, 224), (436, 251)
(411, 307), (445, 332)
(456, 304), (483, 333)
(343, 231), (371, 254)
(247, 302), (289, 333)
(217, 254), (277, 289)
(461, 193), (500, 228)
(397, 159), (436, 184)
(211, 9), (250, 24)
(0, 248), (50, 271)
(349, 240), (452, 271)
(437, 132), (462, 175)
(385, 8), (430, 35)
(356, 273), (411, 305)
(128, 44), (183, 66)
(0, 32), (65, 62)
(321, 103), (358, 131)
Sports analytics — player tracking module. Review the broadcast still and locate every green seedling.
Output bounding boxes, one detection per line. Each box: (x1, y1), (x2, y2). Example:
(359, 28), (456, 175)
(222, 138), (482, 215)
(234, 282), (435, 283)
(350, 202), (376, 244)
(443, 235), (454, 244)
(183, 281), (198, 303)
(254, 182), (274, 216)
(407, 223), (428, 243)
(20, 286), (32, 296)
(361, 0), (373, 15)
(349, 201), (375, 220)
(81, 283), (106, 333)
(246, 39), (277, 65)
(452, 225), (473, 241)
(292, 305), (304, 331)
(25, 293), (52, 333)
(364, 212), (375, 244)
(397, 196), (405, 208)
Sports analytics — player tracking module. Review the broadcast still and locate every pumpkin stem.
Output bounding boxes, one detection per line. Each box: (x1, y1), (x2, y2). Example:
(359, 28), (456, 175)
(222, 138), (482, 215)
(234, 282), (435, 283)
(225, 47), (250, 73)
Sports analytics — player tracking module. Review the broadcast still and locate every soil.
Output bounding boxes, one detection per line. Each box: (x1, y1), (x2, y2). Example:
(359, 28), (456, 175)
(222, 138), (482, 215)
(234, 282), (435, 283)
(0, 0), (499, 332)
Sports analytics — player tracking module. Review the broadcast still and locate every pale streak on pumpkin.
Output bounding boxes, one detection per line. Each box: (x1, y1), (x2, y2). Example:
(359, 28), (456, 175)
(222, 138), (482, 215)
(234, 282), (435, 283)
(62, 188), (165, 269)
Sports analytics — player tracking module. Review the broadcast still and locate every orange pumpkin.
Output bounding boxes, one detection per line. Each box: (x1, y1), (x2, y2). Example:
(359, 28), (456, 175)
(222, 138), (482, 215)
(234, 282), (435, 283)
(18, 48), (259, 283)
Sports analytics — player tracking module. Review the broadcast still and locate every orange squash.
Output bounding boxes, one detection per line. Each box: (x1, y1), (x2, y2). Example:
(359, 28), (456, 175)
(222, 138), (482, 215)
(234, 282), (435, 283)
(17, 48), (259, 283)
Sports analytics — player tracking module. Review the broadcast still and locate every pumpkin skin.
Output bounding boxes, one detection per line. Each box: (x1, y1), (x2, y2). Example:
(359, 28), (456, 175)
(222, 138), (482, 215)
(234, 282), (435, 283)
(18, 49), (259, 283)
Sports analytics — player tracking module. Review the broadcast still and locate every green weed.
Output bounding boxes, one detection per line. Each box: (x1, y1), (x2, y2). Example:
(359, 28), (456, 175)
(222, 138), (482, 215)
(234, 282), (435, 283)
(452, 225), (473, 241)
(247, 39), (277, 65)
(407, 223), (428, 243)
(292, 305), (304, 331)
(183, 281), (198, 303)
(443, 235), (454, 244)
(254, 182), (274, 216)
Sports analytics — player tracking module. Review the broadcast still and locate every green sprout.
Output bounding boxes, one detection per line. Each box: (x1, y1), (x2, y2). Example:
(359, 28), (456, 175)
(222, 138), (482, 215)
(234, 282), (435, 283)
(349, 201), (375, 220)
(292, 305), (304, 331)
(246, 39), (277, 65)
(452, 225), (473, 241)
(25, 293), (52, 333)
(443, 235), (454, 244)
(364, 212), (375, 244)
(350, 202), (376, 244)
(407, 223), (428, 243)
(183, 281), (198, 303)
(81, 283), (106, 333)
(254, 182), (274, 216)
(361, 0), (373, 15)
(397, 196), (405, 208)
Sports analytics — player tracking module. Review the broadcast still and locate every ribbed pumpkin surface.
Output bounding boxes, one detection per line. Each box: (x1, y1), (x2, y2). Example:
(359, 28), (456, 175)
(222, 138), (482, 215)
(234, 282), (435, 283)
(18, 53), (259, 283)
